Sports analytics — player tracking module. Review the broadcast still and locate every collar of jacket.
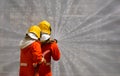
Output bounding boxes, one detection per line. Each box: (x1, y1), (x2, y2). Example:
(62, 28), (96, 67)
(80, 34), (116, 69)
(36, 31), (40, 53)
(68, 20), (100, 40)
(19, 39), (35, 49)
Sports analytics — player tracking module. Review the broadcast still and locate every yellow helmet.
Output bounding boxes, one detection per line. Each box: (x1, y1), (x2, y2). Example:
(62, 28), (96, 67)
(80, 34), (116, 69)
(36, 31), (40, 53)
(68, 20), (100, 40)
(27, 25), (41, 39)
(38, 20), (51, 35)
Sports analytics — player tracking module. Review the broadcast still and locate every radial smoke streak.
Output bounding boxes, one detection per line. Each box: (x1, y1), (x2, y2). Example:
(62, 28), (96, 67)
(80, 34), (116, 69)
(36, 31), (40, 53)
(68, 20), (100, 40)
(0, 0), (120, 76)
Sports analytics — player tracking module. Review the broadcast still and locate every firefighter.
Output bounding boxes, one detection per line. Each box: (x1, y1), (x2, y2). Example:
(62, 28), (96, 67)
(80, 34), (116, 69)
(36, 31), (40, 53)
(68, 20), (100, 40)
(19, 25), (45, 76)
(37, 20), (61, 76)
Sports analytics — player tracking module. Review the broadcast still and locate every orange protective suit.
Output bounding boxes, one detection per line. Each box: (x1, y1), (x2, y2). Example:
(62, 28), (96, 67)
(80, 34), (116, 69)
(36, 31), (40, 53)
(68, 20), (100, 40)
(38, 41), (61, 76)
(19, 39), (43, 76)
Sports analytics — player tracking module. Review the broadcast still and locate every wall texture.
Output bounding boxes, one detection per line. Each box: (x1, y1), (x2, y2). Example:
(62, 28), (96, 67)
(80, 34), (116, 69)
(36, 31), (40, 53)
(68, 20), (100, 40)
(0, 0), (120, 76)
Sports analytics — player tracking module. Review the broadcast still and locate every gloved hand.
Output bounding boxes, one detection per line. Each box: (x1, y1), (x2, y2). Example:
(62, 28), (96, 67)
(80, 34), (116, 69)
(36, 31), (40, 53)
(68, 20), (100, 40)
(48, 38), (58, 43)
(33, 63), (38, 68)
(43, 57), (46, 63)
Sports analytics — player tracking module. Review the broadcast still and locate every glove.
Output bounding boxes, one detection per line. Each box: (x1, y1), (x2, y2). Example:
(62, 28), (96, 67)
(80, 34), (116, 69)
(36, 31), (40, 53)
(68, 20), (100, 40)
(33, 63), (38, 68)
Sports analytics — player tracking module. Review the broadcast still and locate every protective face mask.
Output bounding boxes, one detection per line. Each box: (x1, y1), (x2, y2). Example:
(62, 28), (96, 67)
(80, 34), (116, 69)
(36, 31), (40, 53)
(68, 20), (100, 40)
(40, 34), (50, 42)
(28, 33), (38, 40)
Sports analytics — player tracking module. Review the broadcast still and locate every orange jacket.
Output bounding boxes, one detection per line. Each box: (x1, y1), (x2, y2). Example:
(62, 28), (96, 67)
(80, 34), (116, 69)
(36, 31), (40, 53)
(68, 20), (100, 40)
(38, 41), (61, 76)
(19, 39), (43, 76)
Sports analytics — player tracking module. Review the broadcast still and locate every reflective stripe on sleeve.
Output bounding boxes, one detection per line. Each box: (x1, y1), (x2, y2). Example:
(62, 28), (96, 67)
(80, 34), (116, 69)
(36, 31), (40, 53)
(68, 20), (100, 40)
(20, 63), (27, 66)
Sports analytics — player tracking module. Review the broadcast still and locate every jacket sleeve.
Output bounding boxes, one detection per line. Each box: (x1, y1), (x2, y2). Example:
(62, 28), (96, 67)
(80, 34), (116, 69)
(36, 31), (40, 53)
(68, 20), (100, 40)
(51, 42), (61, 61)
(31, 41), (43, 63)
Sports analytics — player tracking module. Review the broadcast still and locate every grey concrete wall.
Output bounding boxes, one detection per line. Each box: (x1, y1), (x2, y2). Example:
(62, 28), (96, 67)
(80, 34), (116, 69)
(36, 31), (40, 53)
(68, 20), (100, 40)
(0, 0), (120, 76)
